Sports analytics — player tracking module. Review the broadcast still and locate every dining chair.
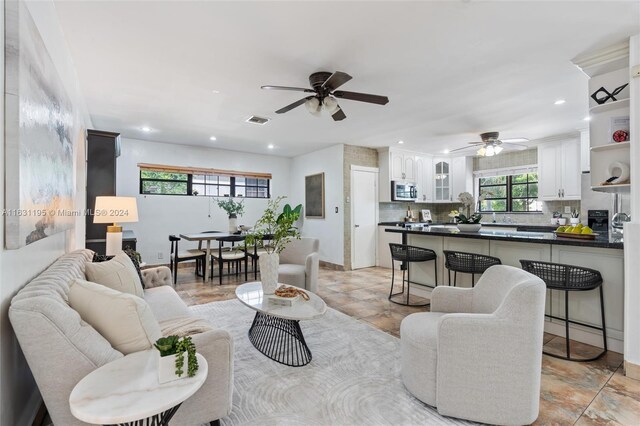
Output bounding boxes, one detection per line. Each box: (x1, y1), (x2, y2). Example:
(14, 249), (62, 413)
(195, 231), (222, 278)
(168, 235), (206, 285)
(210, 235), (248, 285)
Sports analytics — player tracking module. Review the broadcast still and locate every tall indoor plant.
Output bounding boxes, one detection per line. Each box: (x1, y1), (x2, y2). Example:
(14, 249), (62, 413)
(216, 197), (245, 233)
(245, 197), (302, 294)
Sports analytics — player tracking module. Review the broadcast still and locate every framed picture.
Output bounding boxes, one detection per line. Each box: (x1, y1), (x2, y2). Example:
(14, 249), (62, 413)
(305, 173), (325, 219)
(421, 209), (432, 222)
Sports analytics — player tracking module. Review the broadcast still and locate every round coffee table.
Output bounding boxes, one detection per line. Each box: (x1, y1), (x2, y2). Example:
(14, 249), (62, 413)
(69, 350), (208, 425)
(235, 282), (326, 367)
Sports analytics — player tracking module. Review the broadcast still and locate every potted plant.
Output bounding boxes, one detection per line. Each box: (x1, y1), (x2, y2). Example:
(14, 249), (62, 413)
(154, 335), (199, 383)
(216, 197), (245, 233)
(455, 192), (483, 232)
(570, 210), (580, 225)
(245, 197), (302, 294)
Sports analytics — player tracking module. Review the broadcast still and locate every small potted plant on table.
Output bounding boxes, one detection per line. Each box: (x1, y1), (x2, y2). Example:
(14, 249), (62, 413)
(216, 197), (245, 233)
(154, 335), (199, 383)
(455, 192), (483, 232)
(570, 210), (580, 225)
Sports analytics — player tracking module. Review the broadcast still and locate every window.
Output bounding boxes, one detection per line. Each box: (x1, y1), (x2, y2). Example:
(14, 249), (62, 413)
(479, 172), (541, 212)
(140, 169), (270, 198)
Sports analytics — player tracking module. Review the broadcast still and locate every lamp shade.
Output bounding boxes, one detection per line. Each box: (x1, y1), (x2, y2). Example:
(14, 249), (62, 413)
(323, 96), (340, 114)
(304, 97), (321, 116)
(93, 196), (139, 223)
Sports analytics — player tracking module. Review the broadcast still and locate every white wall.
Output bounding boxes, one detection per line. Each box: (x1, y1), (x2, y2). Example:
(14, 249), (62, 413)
(290, 145), (344, 266)
(116, 138), (292, 264)
(0, 1), (91, 424)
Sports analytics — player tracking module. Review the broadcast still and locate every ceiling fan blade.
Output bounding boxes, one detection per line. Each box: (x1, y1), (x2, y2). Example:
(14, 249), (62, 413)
(466, 141), (484, 145)
(321, 71), (352, 91)
(275, 96), (314, 114)
(449, 145), (475, 153)
(332, 107), (346, 121)
(333, 90), (389, 105)
(501, 138), (530, 143)
(261, 85), (315, 93)
(503, 143), (529, 150)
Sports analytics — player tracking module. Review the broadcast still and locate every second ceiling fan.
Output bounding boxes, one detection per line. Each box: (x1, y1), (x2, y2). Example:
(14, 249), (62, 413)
(261, 71), (389, 121)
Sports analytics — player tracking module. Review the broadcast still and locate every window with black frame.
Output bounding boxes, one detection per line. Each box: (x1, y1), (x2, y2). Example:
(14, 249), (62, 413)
(479, 172), (541, 213)
(140, 170), (189, 195)
(140, 169), (270, 198)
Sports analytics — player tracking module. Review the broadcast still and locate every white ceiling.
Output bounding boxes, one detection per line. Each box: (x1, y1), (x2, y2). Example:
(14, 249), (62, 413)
(53, 1), (640, 157)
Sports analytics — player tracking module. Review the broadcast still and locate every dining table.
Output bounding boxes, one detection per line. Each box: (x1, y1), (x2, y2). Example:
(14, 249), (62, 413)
(179, 232), (246, 282)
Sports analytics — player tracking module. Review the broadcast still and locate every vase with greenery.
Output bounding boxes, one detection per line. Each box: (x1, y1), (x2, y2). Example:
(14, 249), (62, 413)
(154, 335), (199, 383)
(455, 192), (483, 232)
(216, 197), (245, 233)
(245, 196), (302, 294)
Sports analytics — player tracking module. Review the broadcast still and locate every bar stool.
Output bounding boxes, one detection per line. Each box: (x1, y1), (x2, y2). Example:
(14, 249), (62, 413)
(443, 250), (501, 287)
(388, 243), (437, 307)
(520, 260), (607, 362)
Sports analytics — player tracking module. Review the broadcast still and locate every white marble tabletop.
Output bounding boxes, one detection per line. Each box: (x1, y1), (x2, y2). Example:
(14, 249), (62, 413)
(69, 350), (208, 424)
(235, 282), (327, 321)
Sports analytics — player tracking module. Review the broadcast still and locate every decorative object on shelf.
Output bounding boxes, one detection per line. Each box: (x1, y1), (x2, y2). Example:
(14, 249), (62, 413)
(245, 197), (302, 294)
(610, 116), (630, 143)
(4, 1), (82, 249)
(602, 161), (630, 185)
(216, 197), (245, 233)
(404, 205), (415, 222)
(590, 83), (628, 105)
(93, 197), (139, 256)
(154, 335), (199, 384)
(570, 210), (580, 225)
(420, 209), (432, 222)
(305, 172), (325, 218)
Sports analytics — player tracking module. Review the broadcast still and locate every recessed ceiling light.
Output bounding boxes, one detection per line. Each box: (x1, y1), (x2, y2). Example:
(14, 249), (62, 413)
(141, 126), (152, 132)
(554, 99), (566, 105)
(267, 144), (274, 149)
(583, 116), (591, 121)
(443, 149), (450, 154)
(209, 136), (217, 141)
(398, 140), (404, 144)
(211, 89), (220, 94)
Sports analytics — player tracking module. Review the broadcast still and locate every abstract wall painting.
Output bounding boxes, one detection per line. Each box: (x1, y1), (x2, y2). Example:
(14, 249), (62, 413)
(4, 1), (80, 249)
(304, 173), (325, 219)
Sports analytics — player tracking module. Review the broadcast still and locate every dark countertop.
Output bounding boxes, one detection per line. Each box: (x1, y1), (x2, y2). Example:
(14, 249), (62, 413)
(379, 221), (559, 232)
(385, 227), (623, 250)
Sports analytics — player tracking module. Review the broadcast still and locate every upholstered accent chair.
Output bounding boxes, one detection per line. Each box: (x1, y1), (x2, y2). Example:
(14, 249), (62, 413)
(278, 238), (320, 292)
(400, 265), (546, 425)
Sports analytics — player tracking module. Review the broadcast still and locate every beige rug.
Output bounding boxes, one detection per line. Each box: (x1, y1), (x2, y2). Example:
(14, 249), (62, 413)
(190, 299), (472, 426)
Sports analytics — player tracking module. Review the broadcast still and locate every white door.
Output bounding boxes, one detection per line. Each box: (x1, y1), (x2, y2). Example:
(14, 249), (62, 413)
(352, 169), (377, 269)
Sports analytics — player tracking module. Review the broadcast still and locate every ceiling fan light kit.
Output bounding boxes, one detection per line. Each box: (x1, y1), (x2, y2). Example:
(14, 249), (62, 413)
(262, 71), (389, 121)
(451, 131), (529, 157)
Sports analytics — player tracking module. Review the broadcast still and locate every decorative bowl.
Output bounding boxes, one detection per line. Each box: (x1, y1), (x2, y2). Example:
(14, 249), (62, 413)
(457, 223), (482, 233)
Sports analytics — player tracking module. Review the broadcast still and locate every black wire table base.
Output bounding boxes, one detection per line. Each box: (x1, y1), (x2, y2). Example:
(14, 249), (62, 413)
(248, 311), (312, 367)
(105, 403), (181, 426)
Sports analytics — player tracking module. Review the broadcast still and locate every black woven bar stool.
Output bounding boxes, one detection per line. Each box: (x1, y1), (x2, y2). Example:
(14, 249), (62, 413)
(520, 260), (607, 362)
(388, 243), (437, 307)
(443, 250), (501, 287)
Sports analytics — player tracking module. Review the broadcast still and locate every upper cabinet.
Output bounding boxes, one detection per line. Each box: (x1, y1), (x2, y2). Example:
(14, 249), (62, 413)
(390, 150), (415, 181)
(538, 138), (581, 201)
(415, 155), (433, 203)
(451, 156), (474, 201)
(433, 158), (451, 202)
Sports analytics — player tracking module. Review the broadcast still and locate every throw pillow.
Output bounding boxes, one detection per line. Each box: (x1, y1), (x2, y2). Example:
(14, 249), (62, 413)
(92, 249), (145, 289)
(85, 252), (144, 298)
(68, 279), (161, 354)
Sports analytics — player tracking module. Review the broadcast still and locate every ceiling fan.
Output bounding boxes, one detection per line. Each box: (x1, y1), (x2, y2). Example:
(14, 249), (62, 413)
(449, 132), (530, 157)
(261, 71), (389, 121)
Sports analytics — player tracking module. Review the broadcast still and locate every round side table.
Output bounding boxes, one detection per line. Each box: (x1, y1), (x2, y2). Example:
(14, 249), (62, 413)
(70, 350), (208, 426)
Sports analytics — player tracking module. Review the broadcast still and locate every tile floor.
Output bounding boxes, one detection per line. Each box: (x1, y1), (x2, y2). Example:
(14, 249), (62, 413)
(172, 265), (640, 426)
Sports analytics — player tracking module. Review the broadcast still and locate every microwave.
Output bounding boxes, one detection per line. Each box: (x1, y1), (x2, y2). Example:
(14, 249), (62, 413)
(391, 181), (418, 201)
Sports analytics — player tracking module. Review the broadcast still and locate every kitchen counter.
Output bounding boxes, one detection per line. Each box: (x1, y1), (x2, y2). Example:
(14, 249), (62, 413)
(385, 227), (623, 249)
(379, 221), (558, 232)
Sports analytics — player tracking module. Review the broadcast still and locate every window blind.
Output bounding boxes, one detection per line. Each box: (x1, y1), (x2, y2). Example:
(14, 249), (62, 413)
(473, 164), (537, 178)
(137, 163), (272, 179)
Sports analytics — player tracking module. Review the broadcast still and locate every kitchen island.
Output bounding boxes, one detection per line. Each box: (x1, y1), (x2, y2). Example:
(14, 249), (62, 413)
(385, 226), (624, 352)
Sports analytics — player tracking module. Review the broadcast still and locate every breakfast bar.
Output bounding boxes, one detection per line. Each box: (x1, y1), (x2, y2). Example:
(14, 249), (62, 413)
(385, 226), (624, 352)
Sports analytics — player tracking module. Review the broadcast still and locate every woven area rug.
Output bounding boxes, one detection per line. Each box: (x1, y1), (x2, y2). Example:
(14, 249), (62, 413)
(190, 299), (471, 426)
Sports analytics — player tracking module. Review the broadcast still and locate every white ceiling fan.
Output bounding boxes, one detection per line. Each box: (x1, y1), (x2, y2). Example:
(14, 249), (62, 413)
(449, 132), (529, 156)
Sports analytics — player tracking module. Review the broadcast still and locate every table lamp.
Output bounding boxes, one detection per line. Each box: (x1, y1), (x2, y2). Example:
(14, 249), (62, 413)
(93, 196), (139, 256)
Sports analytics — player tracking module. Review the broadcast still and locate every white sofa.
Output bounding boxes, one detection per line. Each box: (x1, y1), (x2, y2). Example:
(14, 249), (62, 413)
(9, 249), (233, 426)
(400, 265), (546, 425)
(278, 238), (320, 292)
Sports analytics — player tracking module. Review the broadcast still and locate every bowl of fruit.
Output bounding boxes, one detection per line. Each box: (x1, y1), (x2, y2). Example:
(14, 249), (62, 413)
(554, 223), (597, 240)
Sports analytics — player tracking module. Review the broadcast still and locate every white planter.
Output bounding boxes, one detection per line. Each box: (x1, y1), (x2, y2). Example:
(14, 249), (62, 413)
(457, 223), (482, 233)
(158, 351), (186, 384)
(259, 252), (279, 295)
(570, 218), (580, 225)
(228, 216), (238, 233)
(558, 218), (567, 225)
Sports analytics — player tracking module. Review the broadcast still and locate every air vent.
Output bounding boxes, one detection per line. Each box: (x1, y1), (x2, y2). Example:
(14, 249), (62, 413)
(245, 116), (270, 125)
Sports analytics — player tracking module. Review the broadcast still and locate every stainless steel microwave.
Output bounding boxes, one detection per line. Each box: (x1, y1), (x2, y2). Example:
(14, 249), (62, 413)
(391, 181), (418, 201)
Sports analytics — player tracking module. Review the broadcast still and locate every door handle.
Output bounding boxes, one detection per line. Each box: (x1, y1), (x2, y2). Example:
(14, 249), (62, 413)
(558, 189), (561, 198)
(354, 224), (360, 228)
(561, 189), (565, 197)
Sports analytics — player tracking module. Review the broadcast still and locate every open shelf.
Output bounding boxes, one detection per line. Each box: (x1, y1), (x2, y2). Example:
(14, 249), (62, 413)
(589, 98), (630, 114)
(590, 141), (631, 152)
(591, 183), (631, 193)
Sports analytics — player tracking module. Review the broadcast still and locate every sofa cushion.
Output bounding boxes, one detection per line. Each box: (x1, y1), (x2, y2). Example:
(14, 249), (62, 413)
(278, 264), (306, 287)
(68, 279), (161, 354)
(85, 252), (144, 297)
(144, 286), (191, 322)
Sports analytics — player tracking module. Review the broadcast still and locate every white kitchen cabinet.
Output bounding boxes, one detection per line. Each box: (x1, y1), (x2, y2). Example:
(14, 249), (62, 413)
(451, 156), (474, 200)
(433, 158), (451, 202)
(378, 148), (426, 202)
(432, 156), (472, 203)
(537, 139), (581, 201)
(414, 155), (433, 203)
(377, 226), (402, 269)
(390, 150), (415, 181)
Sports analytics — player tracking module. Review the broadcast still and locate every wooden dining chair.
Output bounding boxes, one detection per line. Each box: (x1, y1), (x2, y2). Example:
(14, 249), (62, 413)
(210, 235), (248, 285)
(195, 231), (222, 278)
(169, 235), (206, 285)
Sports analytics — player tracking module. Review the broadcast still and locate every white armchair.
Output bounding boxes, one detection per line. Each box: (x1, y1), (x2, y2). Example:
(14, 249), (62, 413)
(400, 265), (546, 425)
(278, 238), (320, 292)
